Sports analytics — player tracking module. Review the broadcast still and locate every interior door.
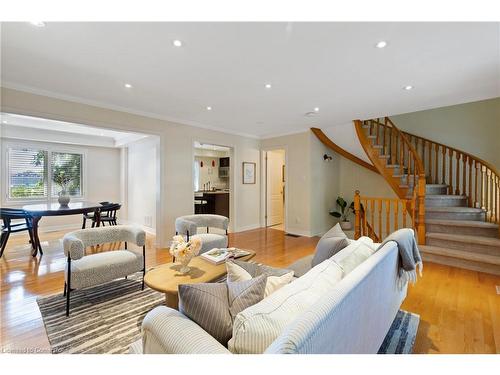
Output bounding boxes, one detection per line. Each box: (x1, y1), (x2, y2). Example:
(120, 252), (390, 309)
(267, 150), (284, 227)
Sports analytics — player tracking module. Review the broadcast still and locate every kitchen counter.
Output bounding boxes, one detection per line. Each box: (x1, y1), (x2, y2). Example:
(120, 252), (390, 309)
(195, 190), (229, 195)
(195, 191), (229, 217)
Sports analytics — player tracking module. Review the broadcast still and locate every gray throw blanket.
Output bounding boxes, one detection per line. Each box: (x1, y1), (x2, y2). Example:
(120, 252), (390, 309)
(377, 228), (423, 288)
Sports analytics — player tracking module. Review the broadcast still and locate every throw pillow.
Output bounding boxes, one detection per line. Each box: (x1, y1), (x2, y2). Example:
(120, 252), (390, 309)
(335, 242), (375, 275)
(178, 274), (267, 346)
(311, 223), (350, 267)
(226, 260), (295, 297)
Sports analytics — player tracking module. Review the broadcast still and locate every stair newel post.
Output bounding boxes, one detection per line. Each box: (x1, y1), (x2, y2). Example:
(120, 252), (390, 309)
(468, 157), (473, 207)
(417, 174), (426, 245)
(485, 169), (491, 221)
(441, 145), (446, 185)
(434, 143), (439, 185)
(462, 154), (468, 202)
(448, 148), (453, 195)
(455, 152), (461, 195)
(474, 161), (479, 207)
(354, 190), (361, 240)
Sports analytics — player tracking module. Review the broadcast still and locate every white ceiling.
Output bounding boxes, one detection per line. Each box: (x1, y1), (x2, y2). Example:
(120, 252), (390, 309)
(1, 22), (499, 138)
(0, 112), (147, 146)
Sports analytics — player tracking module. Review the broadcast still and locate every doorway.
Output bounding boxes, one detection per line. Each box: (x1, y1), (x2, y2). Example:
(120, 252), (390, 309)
(265, 149), (285, 230)
(193, 141), (231, 224)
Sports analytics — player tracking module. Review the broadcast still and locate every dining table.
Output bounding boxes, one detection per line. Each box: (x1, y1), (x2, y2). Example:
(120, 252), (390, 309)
(22, 201), (104, 256)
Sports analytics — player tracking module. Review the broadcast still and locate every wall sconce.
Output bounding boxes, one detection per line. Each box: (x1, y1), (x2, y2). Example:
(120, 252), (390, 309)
(323, 154), (332, 161)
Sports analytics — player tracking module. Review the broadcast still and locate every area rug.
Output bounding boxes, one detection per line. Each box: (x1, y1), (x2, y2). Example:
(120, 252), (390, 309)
(377, 310), (420, 354)
(37, 276), (419, 354)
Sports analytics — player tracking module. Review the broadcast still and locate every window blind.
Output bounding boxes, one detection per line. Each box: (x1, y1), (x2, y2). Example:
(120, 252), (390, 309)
(8, 148), (48, 199)
(50, 152), (83, 197)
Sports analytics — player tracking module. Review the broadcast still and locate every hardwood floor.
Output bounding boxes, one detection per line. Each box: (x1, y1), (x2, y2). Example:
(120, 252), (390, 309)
(0, 228), (498, 353)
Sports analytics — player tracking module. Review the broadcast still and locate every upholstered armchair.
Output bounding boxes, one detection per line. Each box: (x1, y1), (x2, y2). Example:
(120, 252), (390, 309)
(62, 225), (146, 316)
(174, 214), (229, 254)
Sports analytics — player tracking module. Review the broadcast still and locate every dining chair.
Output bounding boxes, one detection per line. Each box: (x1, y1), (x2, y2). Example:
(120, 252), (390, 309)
(81, 201), (115, 228)
(98, 203), (121, 227)
(1, 208), (40, 258)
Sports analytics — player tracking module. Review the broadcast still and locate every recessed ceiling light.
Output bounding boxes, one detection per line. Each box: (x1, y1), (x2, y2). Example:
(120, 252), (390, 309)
(376, 40), (387, 49)
(314, 107), (320, 112)
(206, 106), (212, 111)
(124, 83), (132, 88)
(265, 83), (272, 89)
(173, 40), (183, 47)
(30, 21), (46, 27)
(1, 120), (7, 124)
(403, 85), (414, 91)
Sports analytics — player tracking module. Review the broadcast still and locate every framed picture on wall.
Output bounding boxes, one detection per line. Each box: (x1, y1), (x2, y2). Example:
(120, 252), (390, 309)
(242, 162), (256, 184)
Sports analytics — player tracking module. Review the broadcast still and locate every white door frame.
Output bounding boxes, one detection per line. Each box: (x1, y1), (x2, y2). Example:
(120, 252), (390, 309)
(261, 146), (288, 231)
(192, 139), (235, 232)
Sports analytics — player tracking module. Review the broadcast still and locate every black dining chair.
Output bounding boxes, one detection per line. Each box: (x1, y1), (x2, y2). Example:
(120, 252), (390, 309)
(81, 201), (110, 229)
(82, 202), (121, 228)
(97, 203), (121, 227)
(1, 208), (40, 258)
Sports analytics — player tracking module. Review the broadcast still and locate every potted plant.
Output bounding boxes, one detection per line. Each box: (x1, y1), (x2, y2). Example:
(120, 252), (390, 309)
(329, 196), (354, 230)
(53, 171), (73, 206)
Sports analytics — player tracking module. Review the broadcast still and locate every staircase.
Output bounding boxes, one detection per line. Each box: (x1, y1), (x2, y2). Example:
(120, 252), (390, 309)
(352, 118), (500, 275)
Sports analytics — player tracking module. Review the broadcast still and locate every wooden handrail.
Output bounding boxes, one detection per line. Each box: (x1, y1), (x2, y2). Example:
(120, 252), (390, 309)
(394, 123), (499, 228)
(310, 127), (379, 173)
(354, 118), (426, 244)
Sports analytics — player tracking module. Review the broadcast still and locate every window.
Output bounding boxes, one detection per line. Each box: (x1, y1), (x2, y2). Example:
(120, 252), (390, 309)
(50, 152), (83, 197)
(7, 146), (84, 201)
(8, 148), (48, 199)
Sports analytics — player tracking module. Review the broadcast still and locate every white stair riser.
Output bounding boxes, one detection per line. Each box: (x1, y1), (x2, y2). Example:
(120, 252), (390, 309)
(425, 197), (468, 207)
(421, 253), (500, 275)
(426, 237), (500, 256)
(425, 211), (485, 221)
(425, 223), (499, 238)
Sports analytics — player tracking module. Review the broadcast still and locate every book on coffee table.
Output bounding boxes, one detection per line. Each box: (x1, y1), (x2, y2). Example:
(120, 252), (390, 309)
(200, 247), (252, 265)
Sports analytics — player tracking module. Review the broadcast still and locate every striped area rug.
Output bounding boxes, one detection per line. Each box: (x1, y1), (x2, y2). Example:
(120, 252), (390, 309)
(37, 276), (164, 354)
(377, 310), (420, 354)
(37, 276), (419, 354)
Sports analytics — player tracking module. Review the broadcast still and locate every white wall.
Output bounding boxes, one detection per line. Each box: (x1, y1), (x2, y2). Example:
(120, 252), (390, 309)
(127, 136), (159, 233)
(0, 136), (121, 232)
(1, 87), (262, 245)
(261, 131), (339, 237)
(392, 97), (500, 170)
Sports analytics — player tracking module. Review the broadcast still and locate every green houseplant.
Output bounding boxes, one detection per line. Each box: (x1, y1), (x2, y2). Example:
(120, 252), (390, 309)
(53, 170), (73, 206)
(329, 196), (354, 230)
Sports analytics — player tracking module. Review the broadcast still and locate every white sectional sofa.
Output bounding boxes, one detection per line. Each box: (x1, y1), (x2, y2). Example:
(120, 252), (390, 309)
(131, 239), (407, 354)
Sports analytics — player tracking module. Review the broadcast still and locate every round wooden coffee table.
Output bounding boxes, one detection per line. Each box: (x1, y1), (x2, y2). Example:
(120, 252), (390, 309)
(144, 250), (255, 309)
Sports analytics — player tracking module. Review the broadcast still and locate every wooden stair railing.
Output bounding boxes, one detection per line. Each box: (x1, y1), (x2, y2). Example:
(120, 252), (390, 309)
(354, 190), (416, 242)
(394, 126), (500, 231)
(354, 118), (426, 244)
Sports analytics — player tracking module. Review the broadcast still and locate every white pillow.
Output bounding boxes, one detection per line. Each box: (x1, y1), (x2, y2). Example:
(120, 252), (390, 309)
(229, 259), (343, 354)
(226, 261), (294, 297)
(334, 241), (375, 275)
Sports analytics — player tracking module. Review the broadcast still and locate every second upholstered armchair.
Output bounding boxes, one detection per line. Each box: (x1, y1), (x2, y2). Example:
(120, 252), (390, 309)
(174, 214), (228, 254)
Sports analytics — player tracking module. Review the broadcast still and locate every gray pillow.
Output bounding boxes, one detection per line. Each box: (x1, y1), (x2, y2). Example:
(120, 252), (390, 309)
(229, 259), (293, 279)
(311, 223), (349, 267)
(178, 275), (267, 346)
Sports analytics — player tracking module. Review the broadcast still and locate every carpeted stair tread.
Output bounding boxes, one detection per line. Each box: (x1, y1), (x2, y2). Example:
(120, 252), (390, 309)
(419, 245), (500, 265)
(426, 206), (485, 213)
(426, 232), (500, 247)
(425, 219), (499, 229)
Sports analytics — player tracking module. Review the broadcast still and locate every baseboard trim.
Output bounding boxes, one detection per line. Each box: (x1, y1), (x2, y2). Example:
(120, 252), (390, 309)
(234, 223), (262, 232)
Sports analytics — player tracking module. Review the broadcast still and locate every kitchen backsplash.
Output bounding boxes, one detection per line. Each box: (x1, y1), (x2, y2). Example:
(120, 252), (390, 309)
(195, 156), (229, 190)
